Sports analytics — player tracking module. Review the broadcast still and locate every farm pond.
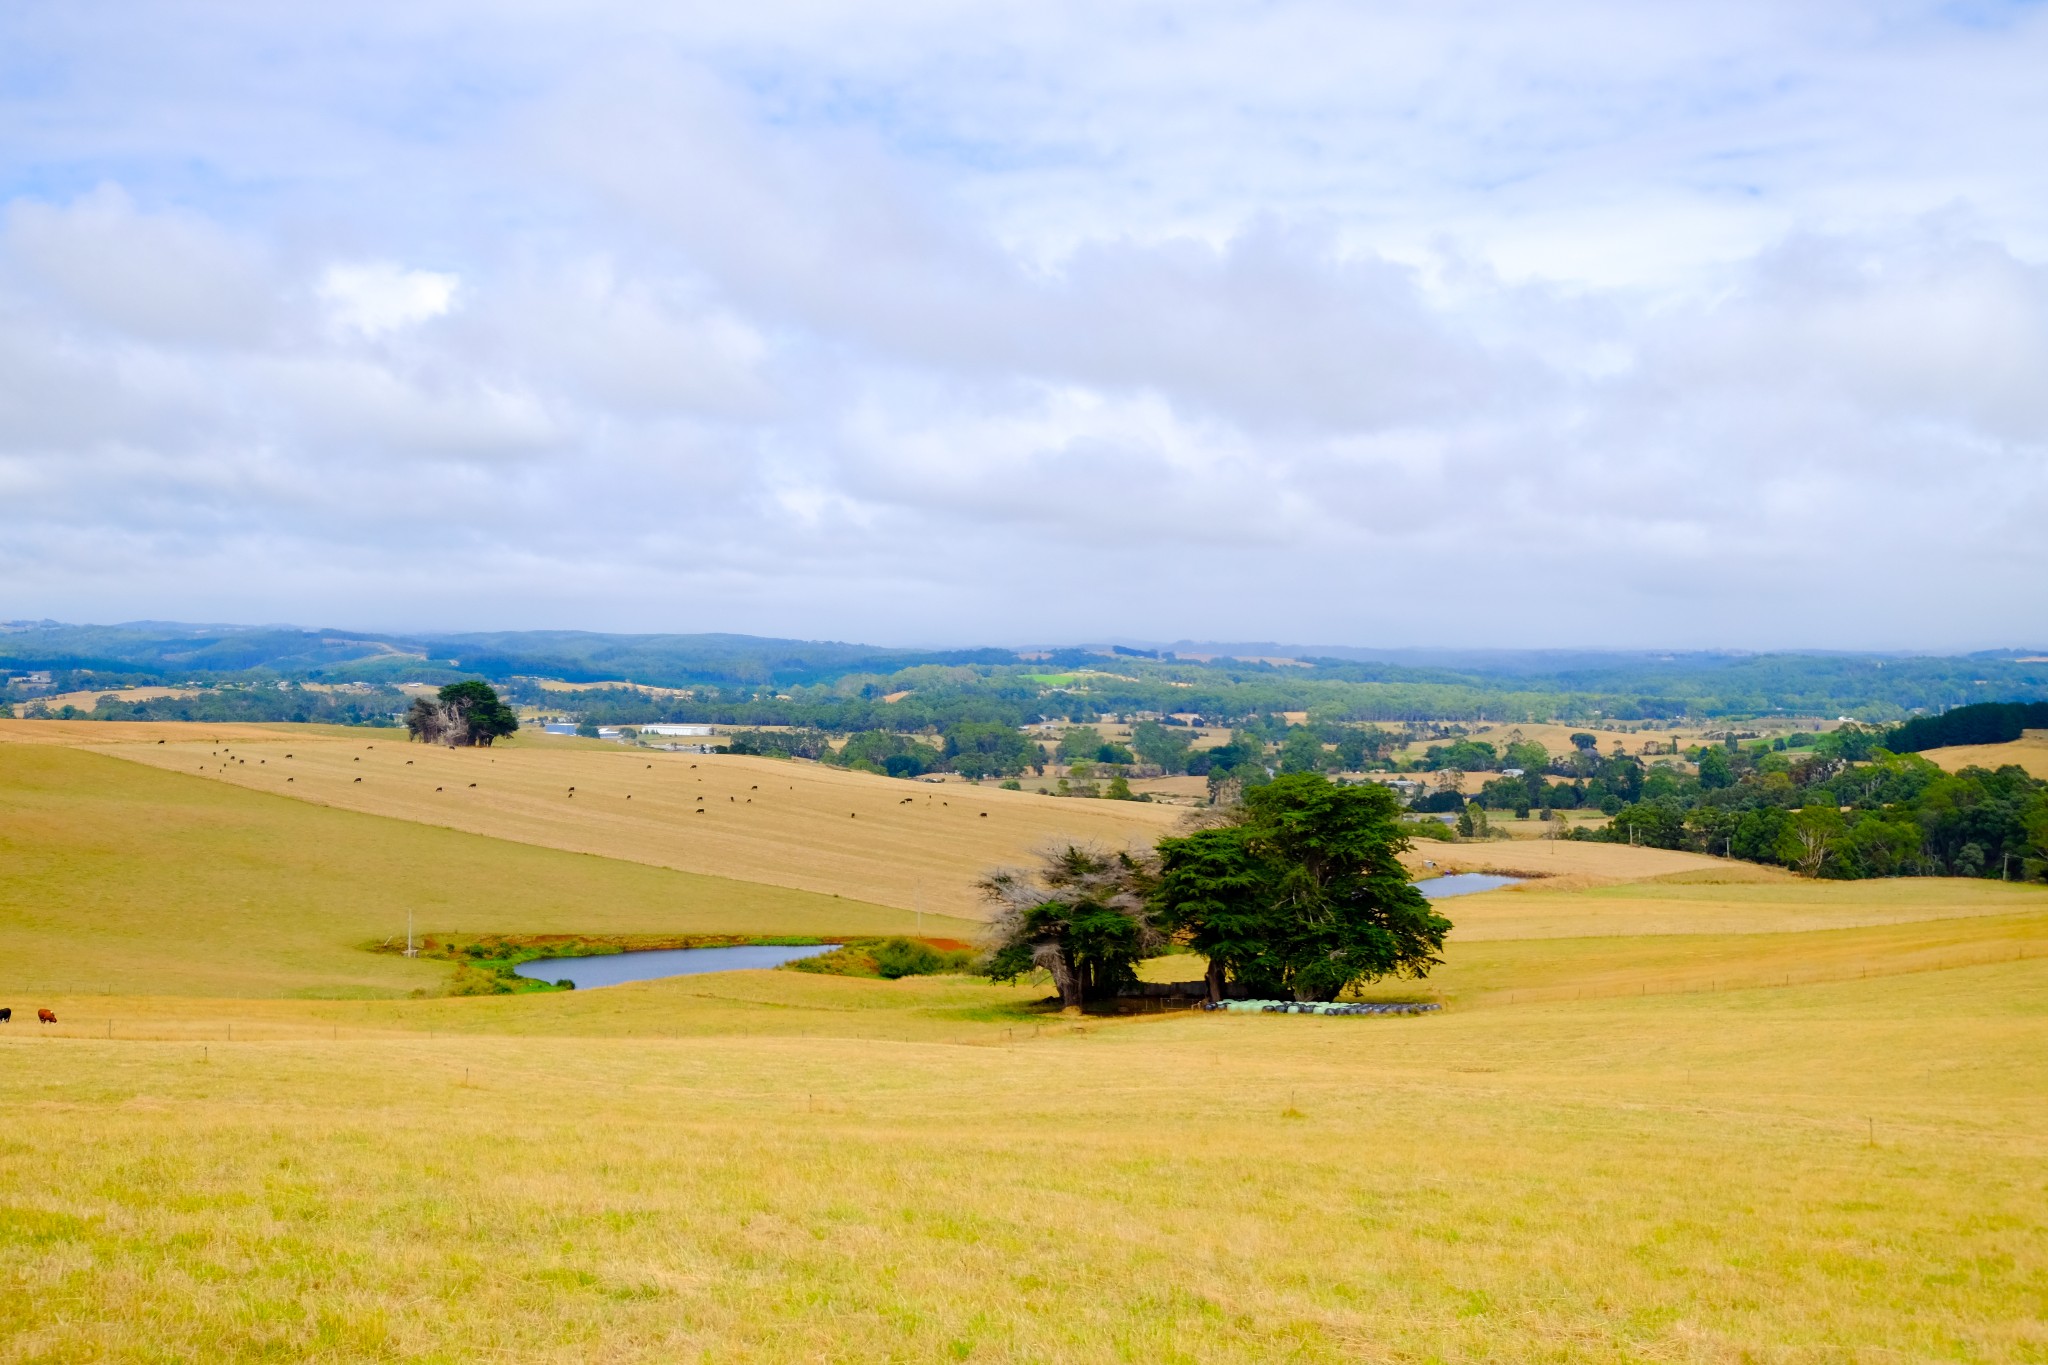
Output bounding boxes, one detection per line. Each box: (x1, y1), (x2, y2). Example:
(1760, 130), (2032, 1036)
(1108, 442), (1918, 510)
(511, 877), (1518, 990)
(514, 943), (839, 989)
(1417, 872), (1525, 898)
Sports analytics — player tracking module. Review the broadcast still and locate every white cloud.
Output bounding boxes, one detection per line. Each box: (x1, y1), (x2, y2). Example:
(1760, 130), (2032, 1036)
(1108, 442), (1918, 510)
(0, 3), (2043, 646)
(317, 262), (460, 337)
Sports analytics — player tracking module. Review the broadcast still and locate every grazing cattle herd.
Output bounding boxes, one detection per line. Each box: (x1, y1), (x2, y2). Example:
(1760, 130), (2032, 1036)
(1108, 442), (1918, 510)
(0, 1007), (57, 1024)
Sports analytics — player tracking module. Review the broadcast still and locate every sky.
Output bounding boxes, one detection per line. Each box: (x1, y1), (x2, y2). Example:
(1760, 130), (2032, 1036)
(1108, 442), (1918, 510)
(0, 1), (2044, 650)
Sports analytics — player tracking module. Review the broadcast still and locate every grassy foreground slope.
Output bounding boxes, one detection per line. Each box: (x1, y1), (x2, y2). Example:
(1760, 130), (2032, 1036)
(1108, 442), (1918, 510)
(8, 719), (2048, 1359)
(0, 743), (961, 998)
(4, 959), (2045, 1361)
(9, 719), (1181, 917)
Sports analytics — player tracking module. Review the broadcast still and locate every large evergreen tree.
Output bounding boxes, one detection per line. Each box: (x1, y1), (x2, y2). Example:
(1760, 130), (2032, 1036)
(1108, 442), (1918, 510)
(1155, 774), (1451, 1002)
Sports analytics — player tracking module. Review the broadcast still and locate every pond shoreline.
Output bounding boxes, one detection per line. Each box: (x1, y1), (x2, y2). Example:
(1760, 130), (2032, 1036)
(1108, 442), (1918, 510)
(516, 942), (843, 989)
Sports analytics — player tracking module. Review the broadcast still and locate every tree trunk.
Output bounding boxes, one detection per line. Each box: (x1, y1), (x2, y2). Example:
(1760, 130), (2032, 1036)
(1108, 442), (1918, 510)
(1205, 957), (1224, 1004)
(1062, 964), (1082, 1010)
(1041, 946), (1081, 1010)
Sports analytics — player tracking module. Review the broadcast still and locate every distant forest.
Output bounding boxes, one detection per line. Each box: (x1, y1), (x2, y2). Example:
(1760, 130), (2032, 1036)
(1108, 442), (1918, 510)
(7, 622), (2043, 732)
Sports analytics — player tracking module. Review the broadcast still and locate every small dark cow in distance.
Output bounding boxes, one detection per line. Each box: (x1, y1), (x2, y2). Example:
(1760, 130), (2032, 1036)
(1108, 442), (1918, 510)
(0, 1007), (10, 1022)
(38, 1009), (56, 1025)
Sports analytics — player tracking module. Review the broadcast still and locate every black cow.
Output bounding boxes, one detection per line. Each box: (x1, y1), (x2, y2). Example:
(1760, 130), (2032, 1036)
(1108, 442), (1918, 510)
(0, 1007), (10, 1022)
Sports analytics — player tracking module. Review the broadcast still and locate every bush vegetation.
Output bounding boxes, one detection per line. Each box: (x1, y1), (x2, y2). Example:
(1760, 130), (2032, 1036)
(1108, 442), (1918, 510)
(784, 937), (977, 979)
(1577, 748), (2048, 880)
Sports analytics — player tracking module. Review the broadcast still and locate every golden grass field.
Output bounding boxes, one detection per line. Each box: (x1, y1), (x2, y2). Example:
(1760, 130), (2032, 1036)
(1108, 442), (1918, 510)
(1923, 731), (2048, 781)
(0, 742), (967, 998)
(1, 719), (1178, 918)
(4, 720), (2047, 1361)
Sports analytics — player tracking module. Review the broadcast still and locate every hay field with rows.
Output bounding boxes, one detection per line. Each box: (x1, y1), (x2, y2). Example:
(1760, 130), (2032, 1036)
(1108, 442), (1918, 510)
(3, 720), (2047, 1361)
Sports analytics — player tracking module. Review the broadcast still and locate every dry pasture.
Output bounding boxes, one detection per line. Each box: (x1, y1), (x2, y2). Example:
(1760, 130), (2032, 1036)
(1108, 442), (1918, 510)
(1921, 730), (2048, 780)
(1436, 868), (2048, 941)
(0, 742), (953, 998)
(11, 720), (1178, 918)
(1401, 835), (1741, 885)
(5, 954), (2047, 1362)
(6, 722), (2048, 1359)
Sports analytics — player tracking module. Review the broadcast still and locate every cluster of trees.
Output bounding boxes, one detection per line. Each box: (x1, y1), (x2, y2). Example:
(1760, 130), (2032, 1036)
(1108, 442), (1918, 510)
(829, 729), (941, 777)
(403, 682), (520, 747)
(723, 721), (1045, 779)
(1055, 725), (1137, 766)
(723, 729), (834, 761)
(24, 685), (408, 727)
(981, 775), (1451, 1007)
(1580, 746), (2048, 881)
(716, 715), (1407, 801)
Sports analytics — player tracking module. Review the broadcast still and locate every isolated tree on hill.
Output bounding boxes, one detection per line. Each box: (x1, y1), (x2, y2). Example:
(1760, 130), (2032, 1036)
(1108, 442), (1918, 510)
(979, 844), (1162, 1009)
(405, 680), (519, 747)
(1155, 774), (1451, 1003)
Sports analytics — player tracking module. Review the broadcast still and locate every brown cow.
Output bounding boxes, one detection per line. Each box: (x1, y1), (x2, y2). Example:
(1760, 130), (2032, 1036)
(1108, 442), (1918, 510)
(37, 1008), (56, 1024)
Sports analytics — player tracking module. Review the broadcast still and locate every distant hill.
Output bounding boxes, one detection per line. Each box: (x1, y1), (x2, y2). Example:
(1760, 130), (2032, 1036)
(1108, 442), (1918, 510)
(5, 620), (2048, 721)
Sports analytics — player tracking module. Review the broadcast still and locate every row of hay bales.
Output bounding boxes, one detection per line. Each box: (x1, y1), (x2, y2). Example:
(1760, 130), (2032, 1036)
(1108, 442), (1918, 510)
(1199, 1000), (1441, 1016)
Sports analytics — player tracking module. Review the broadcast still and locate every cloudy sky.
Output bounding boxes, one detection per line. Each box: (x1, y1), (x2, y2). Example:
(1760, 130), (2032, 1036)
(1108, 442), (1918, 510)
(2, 2), (2044, 649)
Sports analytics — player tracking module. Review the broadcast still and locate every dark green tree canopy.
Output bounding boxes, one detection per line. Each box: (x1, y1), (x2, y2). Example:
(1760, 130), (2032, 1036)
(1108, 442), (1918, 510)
(1887, 701), (2048, 754)
(407, 680), (519, 747)
(943, 721), (1041, 777)
(1154, 774), (1451, 1002)
(1054, 725), (1107, 764)
(1130, 720), (1193, 772)
(831, 729), (943, 777)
